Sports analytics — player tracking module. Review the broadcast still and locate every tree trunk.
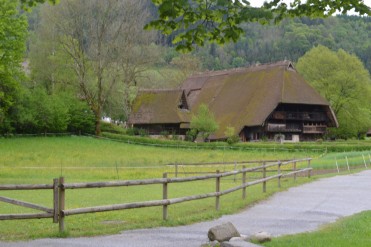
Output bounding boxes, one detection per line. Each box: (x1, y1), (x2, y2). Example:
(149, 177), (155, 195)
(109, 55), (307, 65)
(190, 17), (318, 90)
(94, 108), (101, 136)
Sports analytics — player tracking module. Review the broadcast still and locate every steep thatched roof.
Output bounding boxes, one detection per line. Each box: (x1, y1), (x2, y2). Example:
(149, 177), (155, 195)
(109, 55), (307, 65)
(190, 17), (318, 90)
(182, 61), (337, 139)
(128, 89), (190, 124)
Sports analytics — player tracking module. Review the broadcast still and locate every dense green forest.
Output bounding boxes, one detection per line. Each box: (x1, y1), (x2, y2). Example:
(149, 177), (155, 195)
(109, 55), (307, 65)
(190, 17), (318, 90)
(1, 0), (370, 139)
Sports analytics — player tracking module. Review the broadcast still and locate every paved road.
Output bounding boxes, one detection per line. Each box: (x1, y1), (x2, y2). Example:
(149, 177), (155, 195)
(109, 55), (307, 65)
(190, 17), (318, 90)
(2, 170), (371, 247)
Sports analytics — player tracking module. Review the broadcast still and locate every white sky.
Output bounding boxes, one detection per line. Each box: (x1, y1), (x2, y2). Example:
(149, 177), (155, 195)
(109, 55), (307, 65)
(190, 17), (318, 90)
(249, 0), (371, 15)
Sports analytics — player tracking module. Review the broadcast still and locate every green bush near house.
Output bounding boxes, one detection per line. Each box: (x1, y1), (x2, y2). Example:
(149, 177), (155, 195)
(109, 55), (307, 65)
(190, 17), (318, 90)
(100, 122), (126, 135)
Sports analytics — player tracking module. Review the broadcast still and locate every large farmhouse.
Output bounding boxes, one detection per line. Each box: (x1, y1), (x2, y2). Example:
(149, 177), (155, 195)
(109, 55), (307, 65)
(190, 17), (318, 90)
(128, 61), (338, 142)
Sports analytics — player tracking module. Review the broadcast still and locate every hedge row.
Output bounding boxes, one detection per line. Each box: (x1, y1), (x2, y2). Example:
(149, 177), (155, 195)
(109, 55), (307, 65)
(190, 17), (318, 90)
(101, 132), (371, 153)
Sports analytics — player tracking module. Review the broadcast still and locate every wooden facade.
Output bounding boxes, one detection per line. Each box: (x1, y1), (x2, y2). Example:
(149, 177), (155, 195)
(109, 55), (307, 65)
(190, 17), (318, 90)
(240, 104), (332, 141)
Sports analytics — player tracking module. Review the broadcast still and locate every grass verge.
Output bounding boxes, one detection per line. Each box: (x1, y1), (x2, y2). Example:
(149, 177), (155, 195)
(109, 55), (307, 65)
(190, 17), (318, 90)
(263, 211), (371, 247)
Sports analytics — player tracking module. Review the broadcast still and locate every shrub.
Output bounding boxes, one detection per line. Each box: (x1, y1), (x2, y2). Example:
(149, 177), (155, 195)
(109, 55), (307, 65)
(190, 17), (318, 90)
(126, 128), (137, 136)
(138, 128), (148, 137)
(316, 138), (323, 144)
(224, 126), (239, 144)
(100, 122), (126, 135)
(186, 129), (198, 141)
(190, 104), (219, 140)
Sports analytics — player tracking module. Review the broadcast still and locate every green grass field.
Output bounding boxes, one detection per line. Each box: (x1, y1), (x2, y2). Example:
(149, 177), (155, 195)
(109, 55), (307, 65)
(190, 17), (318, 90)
(0, 136), (319, 183)
(0, 136), (370, 241)
(263, 211), (371, 247)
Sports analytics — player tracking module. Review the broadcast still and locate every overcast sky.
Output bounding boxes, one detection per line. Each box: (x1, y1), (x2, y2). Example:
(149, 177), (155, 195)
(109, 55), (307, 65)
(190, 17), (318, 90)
(249, 0), (371, 15)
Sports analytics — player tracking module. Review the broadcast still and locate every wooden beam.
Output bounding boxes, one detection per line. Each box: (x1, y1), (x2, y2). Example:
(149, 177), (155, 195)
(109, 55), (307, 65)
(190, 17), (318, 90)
(0, 184), (53, 190)
(59, 177), (65, 232)
(162, 173), (168, 220)
(53, 178), (59, 223)
(0, 213), (52, 220)
(216, 170), (220, 211)
(0, 196), (53, 213)
(0, 213), (53, 220)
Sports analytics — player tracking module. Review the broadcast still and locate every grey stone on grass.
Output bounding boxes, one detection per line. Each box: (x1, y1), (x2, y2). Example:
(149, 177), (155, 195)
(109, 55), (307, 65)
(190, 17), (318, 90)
(208, 222), (240, 242)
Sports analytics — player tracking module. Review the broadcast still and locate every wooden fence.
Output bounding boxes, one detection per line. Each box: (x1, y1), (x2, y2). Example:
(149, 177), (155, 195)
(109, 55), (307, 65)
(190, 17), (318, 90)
(167, 159), (292, 177)
(0, 158), (312, 233)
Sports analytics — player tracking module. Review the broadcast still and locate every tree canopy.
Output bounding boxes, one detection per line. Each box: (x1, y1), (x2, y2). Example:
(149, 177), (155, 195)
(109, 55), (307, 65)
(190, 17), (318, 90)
(0, 0), (28, 133)
(190, 104), (219, 140)
(146, 0), (371, 51)
(296, 45), (371, 139)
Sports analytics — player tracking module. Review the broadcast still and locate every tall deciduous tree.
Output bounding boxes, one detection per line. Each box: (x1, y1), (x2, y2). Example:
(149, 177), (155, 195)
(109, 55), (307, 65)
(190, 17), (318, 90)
(0, 0), (28, 133)
(37, 0), (156, 135)
(296, 45), (371, 139)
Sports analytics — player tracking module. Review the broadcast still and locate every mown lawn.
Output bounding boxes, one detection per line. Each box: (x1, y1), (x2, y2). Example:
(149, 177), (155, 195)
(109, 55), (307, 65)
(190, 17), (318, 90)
(0, 136), (318, 183)
(263, 211), (371, 247)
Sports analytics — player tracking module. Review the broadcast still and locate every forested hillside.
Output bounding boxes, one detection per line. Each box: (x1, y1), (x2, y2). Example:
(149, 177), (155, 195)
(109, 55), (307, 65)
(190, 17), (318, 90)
(1, 0), (370, 139)
(191, 16), (371, 73)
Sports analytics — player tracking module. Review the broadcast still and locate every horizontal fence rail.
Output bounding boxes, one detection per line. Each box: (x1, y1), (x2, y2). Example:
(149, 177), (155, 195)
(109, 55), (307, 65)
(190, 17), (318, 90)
(0, 158), (313, 233)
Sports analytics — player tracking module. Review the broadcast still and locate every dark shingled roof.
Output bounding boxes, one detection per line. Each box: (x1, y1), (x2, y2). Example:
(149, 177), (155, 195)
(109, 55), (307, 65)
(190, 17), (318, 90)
(128, 89), (190, 124)
(129, 61), (338, 139)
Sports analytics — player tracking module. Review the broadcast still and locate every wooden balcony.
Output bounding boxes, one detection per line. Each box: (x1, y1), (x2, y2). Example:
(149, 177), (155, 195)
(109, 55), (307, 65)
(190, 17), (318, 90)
(266, 124), (301, 132)
(266, 123), (327, 134)
(271, 111), (327, 121)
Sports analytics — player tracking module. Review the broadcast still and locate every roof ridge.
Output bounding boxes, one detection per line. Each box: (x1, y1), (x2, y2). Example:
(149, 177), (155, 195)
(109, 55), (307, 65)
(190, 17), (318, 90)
(138, 89), (182, 92)
(189, 60), (294, 79)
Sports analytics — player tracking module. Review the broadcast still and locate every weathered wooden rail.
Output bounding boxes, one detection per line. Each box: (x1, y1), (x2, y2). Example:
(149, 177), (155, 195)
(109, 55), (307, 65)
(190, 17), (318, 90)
(167, 159), (291, 178)
(0, 158), (312, 233)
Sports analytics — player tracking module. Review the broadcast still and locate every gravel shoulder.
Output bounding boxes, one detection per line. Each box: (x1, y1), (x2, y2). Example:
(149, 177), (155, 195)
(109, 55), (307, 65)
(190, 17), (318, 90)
(2, 170), (371, 247)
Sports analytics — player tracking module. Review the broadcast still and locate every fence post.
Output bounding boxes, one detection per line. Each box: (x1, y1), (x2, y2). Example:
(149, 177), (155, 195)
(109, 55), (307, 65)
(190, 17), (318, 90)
(346, 156), (350, 172)
(242, 166), (247, 199)
(293, 161), (297, 182)
(362, 154), (367, 169)
(234, 161), (237, 182)
(53, 178), (59, 223)
(58, 177), (65, 233)
(278, 161), (281, 188)
(216, 170), (220, 211)
(262, 162), (266, 193)
(335, 158), (340, 173)
(163, 173), (168, 220)
(307, 159), (311, 178)
(175, 164), (178, 178)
